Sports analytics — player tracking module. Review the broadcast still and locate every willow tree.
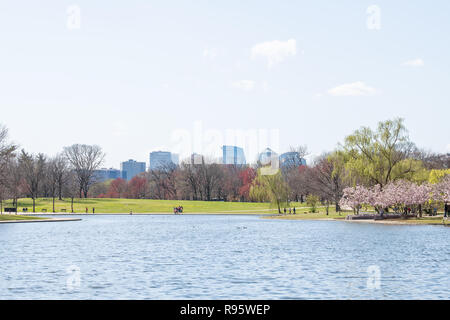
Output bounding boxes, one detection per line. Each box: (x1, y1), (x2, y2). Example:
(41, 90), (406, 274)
(338, 118), (422, 188)
(250, 169), (289, 214)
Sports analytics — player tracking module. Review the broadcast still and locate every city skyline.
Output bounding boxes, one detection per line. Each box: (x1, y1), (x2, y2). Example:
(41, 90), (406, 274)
(1, 1), (449, 168)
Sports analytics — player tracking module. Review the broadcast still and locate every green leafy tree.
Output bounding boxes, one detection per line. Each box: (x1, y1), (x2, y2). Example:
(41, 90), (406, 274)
(306, 194), (320, 213)
(339, 118), (422, 187)
(250, 169), (290, 214)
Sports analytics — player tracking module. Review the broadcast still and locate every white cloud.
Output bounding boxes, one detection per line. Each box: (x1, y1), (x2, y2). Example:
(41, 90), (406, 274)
(328, 81), (377, 97)
(232, 80), (255, 91)
(251, 39), (296, 68)
(402, 58), (424, 67)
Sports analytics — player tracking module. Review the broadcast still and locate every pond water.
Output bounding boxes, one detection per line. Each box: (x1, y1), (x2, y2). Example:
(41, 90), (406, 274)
(0, 215), (448, 299)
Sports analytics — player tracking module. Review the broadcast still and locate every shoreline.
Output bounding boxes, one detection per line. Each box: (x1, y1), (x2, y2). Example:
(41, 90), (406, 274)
(264, 214), (449, 226)
(3, 212), (448, 226)
(0, 217), (82, 224)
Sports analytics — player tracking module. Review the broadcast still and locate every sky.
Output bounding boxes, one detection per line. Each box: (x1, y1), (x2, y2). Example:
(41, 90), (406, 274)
(0, 1), (449, 168)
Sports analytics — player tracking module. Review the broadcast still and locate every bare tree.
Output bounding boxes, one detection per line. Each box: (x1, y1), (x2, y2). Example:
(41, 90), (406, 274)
(306, 153), (346, 214)
(0, 125), (17, 186)
(63, 144), (105, 198)
(148, 163), (177, 199)
(50, 154), (70, 200)
(4, 159), (23, 213)
(19, 151), (47, 213)
(47, 156), (69, 212)
(63, 171), (79, 213)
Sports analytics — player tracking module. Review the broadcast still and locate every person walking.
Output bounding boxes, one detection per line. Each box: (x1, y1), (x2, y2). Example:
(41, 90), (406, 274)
(293, 207), (296, 214)
(92, 207), (95, 214)
(445, 203), (448, 218)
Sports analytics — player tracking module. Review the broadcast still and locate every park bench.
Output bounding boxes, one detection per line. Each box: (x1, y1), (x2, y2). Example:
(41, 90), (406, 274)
(5, 208), (16, 213)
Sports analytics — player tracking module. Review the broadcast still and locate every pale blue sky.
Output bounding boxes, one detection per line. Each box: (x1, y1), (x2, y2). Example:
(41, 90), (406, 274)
(1, 1), (449, 167)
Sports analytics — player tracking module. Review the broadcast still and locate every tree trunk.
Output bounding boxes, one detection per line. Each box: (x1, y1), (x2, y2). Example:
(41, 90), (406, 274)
(71, 197), (74, 213)
(33, 197), (35, 213)
(52, 196), (55, 213)
(0, 200), (2, 214)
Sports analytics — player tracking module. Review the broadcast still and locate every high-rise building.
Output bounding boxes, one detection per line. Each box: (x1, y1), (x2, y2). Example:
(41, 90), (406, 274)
(93, 168), (122, 183)
(222, 146), (246, 165)
(258, 148), (278, 165)
(150, 151), (175, 170)
(121, 159), (146, 181)
(190, 153), (204, 165)
(171, 153), (179, 166)
(279, 152), (307, 168)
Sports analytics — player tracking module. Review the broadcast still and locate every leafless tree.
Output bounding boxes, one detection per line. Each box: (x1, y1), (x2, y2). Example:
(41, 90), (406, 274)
(63, 171), (79, 213)
(0, 125), (17, 186)
(19, 151), (47, 213)
(63, 144), (105, 198)
(306, 154), (346, 214)
(47, 156), (69, 212)
(4, 159), (23, 213)
(148, 163), (177, 199)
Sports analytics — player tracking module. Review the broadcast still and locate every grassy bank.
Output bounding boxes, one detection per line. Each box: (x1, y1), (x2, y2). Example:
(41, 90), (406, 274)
(3, 198), (310, 214)
(266, 208), (449, 226)
(0, 214), (43, 221)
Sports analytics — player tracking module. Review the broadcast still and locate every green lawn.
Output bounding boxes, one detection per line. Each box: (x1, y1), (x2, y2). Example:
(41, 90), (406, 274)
(2, 198), (309, 214)
(0, 214), (43, 221)
(266, 208), (449, 226)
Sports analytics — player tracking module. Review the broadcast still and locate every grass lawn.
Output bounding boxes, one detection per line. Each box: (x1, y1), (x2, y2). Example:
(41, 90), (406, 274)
(265, 206), (351, 220)
(0, 214), (43, 221)
(266, 207), (450, 226)
(2, 198), (310, 214)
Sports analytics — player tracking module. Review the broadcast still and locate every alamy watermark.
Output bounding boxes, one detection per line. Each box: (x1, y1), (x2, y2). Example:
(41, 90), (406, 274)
(366, 5), (381, 30)
(67, 5), (81, 30)
(66, 265), (81, 291)
(170, 121), (280, 175)
(366, 265), (381, 289)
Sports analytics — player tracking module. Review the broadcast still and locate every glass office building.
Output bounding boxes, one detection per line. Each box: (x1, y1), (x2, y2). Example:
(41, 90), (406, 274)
(93, 168), (122, 182)
(279, 152), (307, 168)
(121, 159), (146, 181)
(150, 151), (175, 170)
(222, 146), (246, 165)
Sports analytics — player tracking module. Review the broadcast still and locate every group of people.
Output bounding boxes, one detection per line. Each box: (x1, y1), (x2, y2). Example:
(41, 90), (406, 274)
(283, 207), (296, 214)
(174, 206), (184, 214)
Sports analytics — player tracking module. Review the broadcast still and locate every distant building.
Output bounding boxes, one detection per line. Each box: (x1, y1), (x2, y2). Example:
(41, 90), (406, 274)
(190, 153), (204, 165)
(258, 148), (278, 165)
(222, 145), (246, 165)
(279, 152), (307, 168)
(171, 153), (179, 166)
(93, 168), (121, 183)
(121, 159), (146, 181)
(150, 151), (176, 170)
